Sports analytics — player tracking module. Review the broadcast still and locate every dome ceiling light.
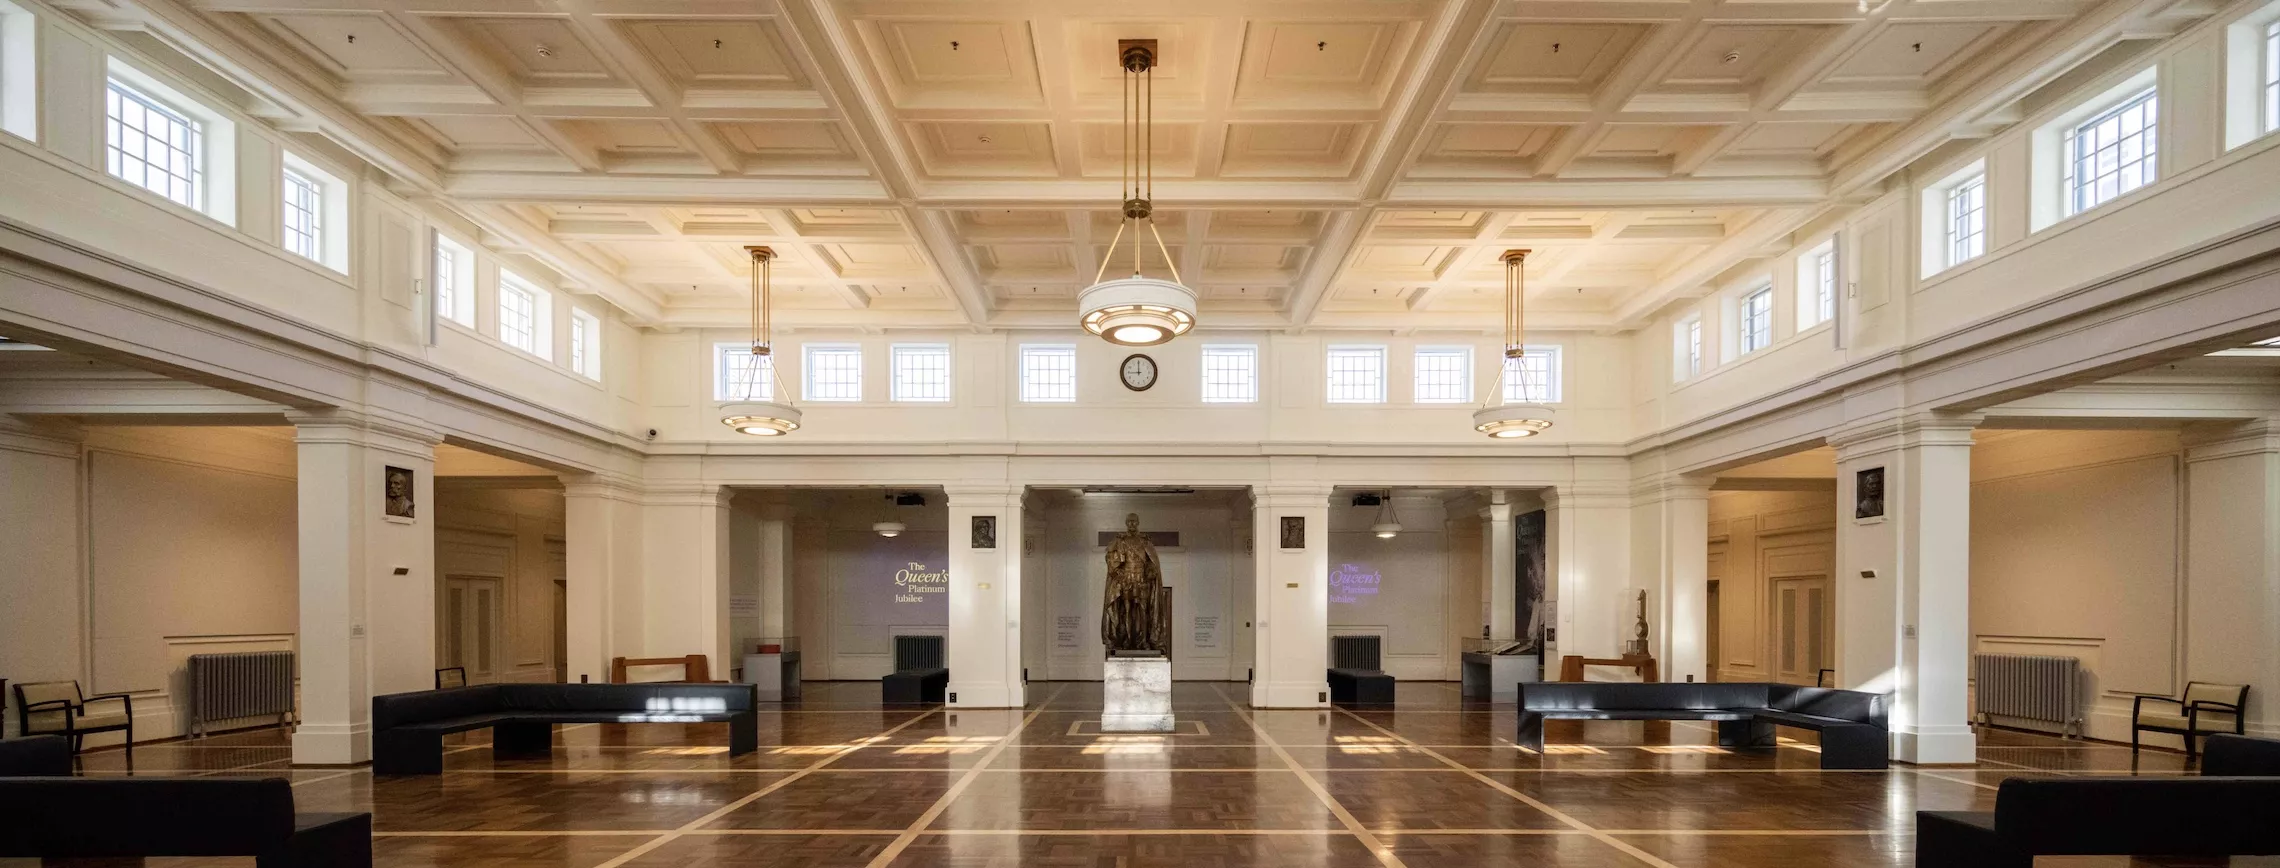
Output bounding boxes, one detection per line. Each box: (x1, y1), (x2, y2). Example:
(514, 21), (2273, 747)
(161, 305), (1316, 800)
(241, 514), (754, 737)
(1077, 39), (1197, 348)
(719, 246), (802, 437)
(1371, 490), (1403, 539)
(1475, 249), (1555, 440)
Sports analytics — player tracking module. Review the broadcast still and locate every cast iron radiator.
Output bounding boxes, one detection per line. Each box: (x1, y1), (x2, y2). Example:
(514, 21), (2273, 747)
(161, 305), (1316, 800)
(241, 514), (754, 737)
(1332, 635), (1383, 671)
(185, 650), (296, 737)
(894, 635), (945, 671)
(1972, 652), (2082, 736)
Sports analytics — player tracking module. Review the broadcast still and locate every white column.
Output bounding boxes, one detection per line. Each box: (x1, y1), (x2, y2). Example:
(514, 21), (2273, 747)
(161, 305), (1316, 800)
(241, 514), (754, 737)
(2182, 419), (2280, 739)
(1635, 476), (1715, 682)
(757, 502), (797, 649)
(287, 410), (438, 765)
(1482, 492), (1517, 642)
(1252, 484), (1331, 708)
(1543, 485), (1633, 670)
(1834, 412), (1978, 765)
(642, 484), (733, 673)
(945, 485), (1024, 708)
(562, 476), (641, 684)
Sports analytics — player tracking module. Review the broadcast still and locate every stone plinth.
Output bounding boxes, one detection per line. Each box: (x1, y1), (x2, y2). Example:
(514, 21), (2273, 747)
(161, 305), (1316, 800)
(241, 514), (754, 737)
(1102, 655), (1173, 732)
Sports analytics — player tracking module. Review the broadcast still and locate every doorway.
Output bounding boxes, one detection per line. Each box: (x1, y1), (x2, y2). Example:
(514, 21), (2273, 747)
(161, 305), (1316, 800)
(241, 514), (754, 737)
(1705, 580), (1720, 683)
(441, 576), (503, 684)
(1771, 576), (1832, 686)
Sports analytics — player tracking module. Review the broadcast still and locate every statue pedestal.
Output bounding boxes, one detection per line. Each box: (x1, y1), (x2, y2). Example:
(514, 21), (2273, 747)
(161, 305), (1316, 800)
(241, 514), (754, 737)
(1102, 655), (1173, 732)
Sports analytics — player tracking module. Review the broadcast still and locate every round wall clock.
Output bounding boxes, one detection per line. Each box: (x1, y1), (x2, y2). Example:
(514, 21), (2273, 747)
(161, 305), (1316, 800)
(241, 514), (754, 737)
(1119, 353), (1159, 391)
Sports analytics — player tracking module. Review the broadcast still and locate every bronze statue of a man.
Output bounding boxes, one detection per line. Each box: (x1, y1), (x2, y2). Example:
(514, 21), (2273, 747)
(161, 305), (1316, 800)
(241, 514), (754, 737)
(1101, 513), (1165, 653)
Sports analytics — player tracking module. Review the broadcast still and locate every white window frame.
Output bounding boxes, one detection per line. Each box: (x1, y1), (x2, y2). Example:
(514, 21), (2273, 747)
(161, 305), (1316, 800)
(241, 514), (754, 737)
(1325, 345), (1388, 404)
(803, 343), (864, 402)
(496, 271), (552, 360)
(1795, 243), (1836, 329)
(103, 60), (235, 224)
(1674, 316), (1704, 381)
(1738, 287), (1774, 355)
(2221, 9), (2280, 150)
(1411, 346), (1473, 404)
(1946, 173), (1987, 268)
(432, 233), (476, 328)
(2063, 87), (2158, 217)
(280, 167), (322, 262)
(279, 153), (348, 272)
(714, 342), (775, 401)
(0, 0), (37, 141)
(890, 343), (952, 403)
(1921, 160), (1987, 277)
(2032, 68), (2156, 232)
(569, 309), (601, 380)
(2266, 20), (2279, 134)
(1503, 346), (1562, 404)
(1200, 344), (1259, 404)
(1018, 344), (1077, 403)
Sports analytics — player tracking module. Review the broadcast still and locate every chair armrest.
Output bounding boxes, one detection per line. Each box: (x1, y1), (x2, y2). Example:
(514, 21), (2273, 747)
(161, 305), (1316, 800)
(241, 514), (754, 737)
(18, 699), (76, 713)
(83, 692), (134, 716)
(2133, 695), (2180, 718)
(2186, 700), (2241, 714)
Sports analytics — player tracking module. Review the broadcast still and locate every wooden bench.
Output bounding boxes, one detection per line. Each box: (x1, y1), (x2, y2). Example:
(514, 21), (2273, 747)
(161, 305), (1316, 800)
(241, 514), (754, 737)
(0, 736), (372, 867)
(883, 635), (948, 704)
(372, 683), (758, 775)
(610, 654), (723, 683)
(1517, 682), (1889, 770)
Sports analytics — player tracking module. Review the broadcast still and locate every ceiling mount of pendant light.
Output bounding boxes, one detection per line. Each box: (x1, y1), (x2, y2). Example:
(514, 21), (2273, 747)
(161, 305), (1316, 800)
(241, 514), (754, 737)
(720, 246), (802, 437)
(1371, 490), (1403, 538)
(1077, 39), (1197, 348)
(1474, 249), (1554, 440)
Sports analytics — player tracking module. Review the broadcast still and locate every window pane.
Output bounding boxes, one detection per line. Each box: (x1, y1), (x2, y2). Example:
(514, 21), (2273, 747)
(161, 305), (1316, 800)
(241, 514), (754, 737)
(1946, 174), (1986, 266)
(891, 345), (951, 402)
(716, 344), (774, 401)
(1019, 345), (1076, 402)
(1412, 348), (1471, 403)
(1504, 347), (1560, 404)
(1200, 345), (1258, 403)
(498, 280), (536, 353)
(805, 346), (864, 401)
(1326, 347), (1386, 403)
(2066, 88), (2157, 215)
(1740, 289), (1773, 353)
(282, 168), (322, 262)
(105, 79), (203, 211)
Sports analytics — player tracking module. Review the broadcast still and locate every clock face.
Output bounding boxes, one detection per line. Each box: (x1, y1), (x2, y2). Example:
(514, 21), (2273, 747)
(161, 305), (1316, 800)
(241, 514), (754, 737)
(1120, 354), (1158, 391)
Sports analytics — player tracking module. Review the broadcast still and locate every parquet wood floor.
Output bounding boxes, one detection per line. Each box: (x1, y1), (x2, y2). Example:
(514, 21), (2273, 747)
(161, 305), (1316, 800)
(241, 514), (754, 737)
(27, 679), (2263, 868)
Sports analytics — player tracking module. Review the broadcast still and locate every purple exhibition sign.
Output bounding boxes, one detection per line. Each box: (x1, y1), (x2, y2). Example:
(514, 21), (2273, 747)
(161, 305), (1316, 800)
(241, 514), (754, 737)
(835, 531), (949, 629)
(1329, 562), (1381, 604)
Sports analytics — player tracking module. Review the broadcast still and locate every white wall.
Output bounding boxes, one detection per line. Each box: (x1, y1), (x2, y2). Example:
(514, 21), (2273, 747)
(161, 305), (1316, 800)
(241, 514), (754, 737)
(1707, 488), (1837, 684)
(1327, 495), (1459, 680)
(1, 425), (299, 742)
(780, 490), (948, 680)
(435, 483), (566, 684)
(1027, 490), (1251, 682)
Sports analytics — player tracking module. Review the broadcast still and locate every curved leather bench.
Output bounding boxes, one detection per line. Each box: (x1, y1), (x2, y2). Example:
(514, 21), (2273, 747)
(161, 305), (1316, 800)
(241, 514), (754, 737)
(373, 682), (759, 775)
(1517, 682), (1889, 769)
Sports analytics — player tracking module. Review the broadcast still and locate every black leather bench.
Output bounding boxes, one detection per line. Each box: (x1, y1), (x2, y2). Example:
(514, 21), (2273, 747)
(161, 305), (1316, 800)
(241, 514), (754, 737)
(1916, 735), (2280, 867)
(1328, 668), (1395, 704)
(883, 635), (948, 704)
(0, 736), (371, 867)
(372, 682), (759, 775)
(1517, 681), (1888, 769)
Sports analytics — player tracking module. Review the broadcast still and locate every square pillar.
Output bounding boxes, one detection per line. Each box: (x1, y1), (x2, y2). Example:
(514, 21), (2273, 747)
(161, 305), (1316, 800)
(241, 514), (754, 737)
(1543, 485), (1633, 668)
(642, 484), (733, 674)
(2182, 419), (2280, 739)
(562, 476), (642, 684)
(1252, 484), (1331, 708)
(1482, 493), (1517, 642)
(757, 501), (797, 649)
(1834, 412), (1979, 765)
(946, 485), (1023, 708)
(1634, 476), (1714, 683)
(287, 410), (438, 765)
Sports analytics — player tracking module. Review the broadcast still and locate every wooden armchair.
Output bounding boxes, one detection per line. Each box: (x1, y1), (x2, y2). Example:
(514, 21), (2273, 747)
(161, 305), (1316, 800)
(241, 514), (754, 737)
(2132, 681), (2249, 758)
(609, 655), (722, 684)
(13, 680), (135, 763)
(435, 667), (467, 689)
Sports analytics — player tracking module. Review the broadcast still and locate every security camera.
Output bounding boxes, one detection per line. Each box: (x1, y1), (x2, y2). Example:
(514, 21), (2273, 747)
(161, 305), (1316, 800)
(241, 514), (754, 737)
(645, 428), (659, 441)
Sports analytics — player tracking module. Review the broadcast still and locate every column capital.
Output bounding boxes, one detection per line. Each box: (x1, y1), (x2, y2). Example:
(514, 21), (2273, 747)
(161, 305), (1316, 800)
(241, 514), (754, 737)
(1630, 474), (1716, 502)
(2182, 417), (2280, 461)
(1251, 483), (1333, 509)
(1479, 501), (1514, 522)
(284, 408), (442, 460)
(1828, 411), (1982, 461)
(642, 482), (734, 508)
(1542, 484), (1629, 511)
(560, 472), (643, 501)
(943, 484), (1022, 506)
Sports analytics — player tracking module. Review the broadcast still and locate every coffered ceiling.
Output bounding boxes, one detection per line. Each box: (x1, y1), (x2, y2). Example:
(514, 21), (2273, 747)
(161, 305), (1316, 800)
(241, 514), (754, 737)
(64, 0), (2212, 333)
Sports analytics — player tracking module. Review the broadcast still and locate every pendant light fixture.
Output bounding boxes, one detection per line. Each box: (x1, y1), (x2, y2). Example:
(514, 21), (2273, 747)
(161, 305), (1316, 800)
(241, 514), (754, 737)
(719, 246), (802, 437)
(1371, 490), (1403, 539)
(872, 492), (907, 537)
(1474, 249), (1555, 439)
(1077, 39), (1197, 347)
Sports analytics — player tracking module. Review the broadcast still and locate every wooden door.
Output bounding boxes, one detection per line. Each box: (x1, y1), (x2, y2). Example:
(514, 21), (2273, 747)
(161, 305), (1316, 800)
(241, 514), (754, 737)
(1772, 576), (1832, 686)
(442, 576), (504, 684)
